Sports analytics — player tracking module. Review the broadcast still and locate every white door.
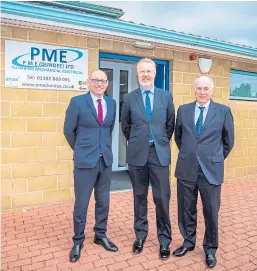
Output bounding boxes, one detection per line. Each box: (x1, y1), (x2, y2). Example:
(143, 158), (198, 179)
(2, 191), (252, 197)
(100, 61), (137, 171)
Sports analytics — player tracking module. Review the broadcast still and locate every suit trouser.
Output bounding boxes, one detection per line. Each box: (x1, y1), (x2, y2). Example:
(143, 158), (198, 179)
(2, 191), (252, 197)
(128, 144), (172, 246)
(72, 156), (112, 245)
(177, 166), (221, 255)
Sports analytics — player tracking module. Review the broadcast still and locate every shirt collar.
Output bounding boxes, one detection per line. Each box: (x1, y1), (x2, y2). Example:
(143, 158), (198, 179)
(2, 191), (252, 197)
(90, 91), (103, 103)
(140, 86), (155, 95)
(196, 100), (210, 110)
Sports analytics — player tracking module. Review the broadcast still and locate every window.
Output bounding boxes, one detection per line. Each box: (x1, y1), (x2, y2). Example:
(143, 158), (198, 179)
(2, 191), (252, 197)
(230, 70), (257, 101)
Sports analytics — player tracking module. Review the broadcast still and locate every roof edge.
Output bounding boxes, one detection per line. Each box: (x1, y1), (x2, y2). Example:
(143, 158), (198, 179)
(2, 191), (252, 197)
(1, 1), (257, 59)
(30, 1), (125, 19)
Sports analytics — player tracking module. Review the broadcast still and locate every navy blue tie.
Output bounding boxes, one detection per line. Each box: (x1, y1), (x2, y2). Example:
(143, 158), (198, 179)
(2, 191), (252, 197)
(195, 106), (205, 136)
(145, 91), (153, 141)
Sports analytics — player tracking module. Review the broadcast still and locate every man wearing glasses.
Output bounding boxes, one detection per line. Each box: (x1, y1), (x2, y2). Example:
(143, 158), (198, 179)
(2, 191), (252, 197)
(64, 70), (118, 263)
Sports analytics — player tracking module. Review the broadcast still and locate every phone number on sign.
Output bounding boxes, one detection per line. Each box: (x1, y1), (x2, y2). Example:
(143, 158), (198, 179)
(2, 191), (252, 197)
(27, 75), (71, 82)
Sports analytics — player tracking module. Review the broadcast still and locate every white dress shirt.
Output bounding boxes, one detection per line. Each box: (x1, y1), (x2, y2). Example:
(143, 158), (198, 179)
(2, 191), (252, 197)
(194, 100), (210, 125)
(90, 92), (107, 120)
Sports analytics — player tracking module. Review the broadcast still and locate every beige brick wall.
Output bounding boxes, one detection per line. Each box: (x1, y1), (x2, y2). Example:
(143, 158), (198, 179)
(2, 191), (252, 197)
(1, 25), (257, 211)
(228, 101), (257, 178)
(1, 26), (85, 211)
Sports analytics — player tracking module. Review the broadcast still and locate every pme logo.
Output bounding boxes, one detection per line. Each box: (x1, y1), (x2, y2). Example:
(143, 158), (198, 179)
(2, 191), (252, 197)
(12, 47), (83, 68)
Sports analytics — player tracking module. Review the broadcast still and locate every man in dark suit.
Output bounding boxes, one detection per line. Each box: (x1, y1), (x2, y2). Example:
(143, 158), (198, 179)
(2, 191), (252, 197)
(121, 58), (175, 260)
(64, 70), (118, 263)
(173, 75), (234, 268)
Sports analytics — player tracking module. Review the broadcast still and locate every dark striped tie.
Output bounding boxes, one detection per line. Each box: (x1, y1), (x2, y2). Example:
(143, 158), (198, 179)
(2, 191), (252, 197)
(195, 106), (205, 136)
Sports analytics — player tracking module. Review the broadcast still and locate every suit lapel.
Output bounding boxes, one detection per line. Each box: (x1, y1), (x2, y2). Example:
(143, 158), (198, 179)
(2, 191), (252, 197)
(136, 88), (148, 121)
(102, 96), (111, 125)
(85, 92), (100, 125)
(188, 102), (197, 136)
(201, 100), (216, 132)
(151, 87), (161, 121)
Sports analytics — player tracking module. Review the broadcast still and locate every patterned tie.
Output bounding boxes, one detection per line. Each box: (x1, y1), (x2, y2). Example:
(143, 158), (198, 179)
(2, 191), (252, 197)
(97, 99), (103, 125)
(145, 91), (153, 141)
(195, 106), (205, 136)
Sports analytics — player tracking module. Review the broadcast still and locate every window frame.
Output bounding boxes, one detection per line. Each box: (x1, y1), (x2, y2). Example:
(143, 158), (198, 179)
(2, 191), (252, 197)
(230, 69), (257, 101)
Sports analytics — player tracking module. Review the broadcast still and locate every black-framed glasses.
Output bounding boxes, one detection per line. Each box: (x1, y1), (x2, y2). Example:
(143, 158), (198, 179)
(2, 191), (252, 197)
(90, 78), (108, 84)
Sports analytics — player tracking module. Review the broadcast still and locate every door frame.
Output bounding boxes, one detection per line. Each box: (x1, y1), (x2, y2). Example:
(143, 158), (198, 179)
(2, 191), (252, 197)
(100, 61), (132, 171)
(99, 53), (170, 172)
(99, 52), (170, 91)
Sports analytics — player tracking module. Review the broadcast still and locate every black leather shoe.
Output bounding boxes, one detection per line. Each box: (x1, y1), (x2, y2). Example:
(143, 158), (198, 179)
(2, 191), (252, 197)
(172, 245), (194, 257)
(69, 244), (83, 263)
(206, 254), (217, 268)
(132, 239), (145, 254)
(94, 237), (118, 252)
(160, 245), (170, 260)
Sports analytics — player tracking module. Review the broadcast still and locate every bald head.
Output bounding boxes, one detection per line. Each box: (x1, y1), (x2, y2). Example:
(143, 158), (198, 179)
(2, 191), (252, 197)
(87, 70), (108, 98)
(193, 75), (214, 105)
(89, 70), (107, 80)
(193, 76), (214, 90)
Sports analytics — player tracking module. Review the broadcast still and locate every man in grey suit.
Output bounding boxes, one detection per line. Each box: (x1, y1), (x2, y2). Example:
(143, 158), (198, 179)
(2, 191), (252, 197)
(64, 70), (118, 263)
(121, 58), (175, 260)
(172, 75), (234, 268)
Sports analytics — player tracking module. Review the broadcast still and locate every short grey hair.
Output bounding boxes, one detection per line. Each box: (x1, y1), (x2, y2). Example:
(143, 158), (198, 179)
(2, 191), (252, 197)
(137, 58), (156, 72)
(193, 75), (214, 89)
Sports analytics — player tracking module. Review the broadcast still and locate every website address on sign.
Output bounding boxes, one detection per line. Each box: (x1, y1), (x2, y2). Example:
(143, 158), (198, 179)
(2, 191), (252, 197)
(22, 82), (74, 89)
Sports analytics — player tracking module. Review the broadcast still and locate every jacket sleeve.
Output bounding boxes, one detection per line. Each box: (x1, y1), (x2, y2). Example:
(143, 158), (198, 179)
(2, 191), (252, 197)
(166, 92), (175, 140)
(63, 97), (79, 150)
(175, 106), (182, 150)
(223, 107), (234, 159)
(121, 94), (131, 141)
